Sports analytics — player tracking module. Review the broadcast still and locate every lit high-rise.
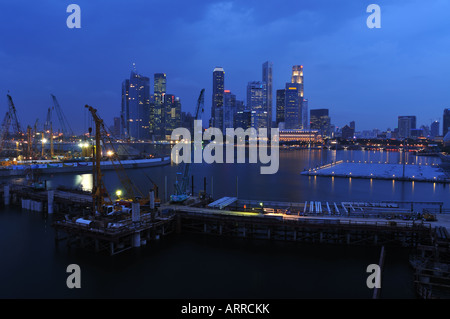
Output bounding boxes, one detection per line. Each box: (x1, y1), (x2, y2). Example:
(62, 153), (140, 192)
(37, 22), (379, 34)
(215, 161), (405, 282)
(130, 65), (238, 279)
(291, 65), (307, 129)
(284, 83), (300, 130)
(262, 61), (273, 128)
(212, 67), (225, 128)
(151, 73), (167, 139)
(276, 89), (285, 128)
(122, 66), (150, 140)
(444, 108), (450, 137)
(247, 81), (268, 130)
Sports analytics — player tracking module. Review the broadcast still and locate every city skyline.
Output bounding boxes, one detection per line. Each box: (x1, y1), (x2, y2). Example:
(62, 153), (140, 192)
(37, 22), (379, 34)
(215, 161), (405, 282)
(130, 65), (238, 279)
(1, 1), (449, 134)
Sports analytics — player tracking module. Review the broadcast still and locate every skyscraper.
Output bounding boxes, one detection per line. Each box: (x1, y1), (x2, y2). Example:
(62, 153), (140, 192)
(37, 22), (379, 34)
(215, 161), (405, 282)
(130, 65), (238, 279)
(122, 67), (150, 140)
(430, 120), (440, 138)
(151, 73), (167, 140)
(291, 65), (307, 129)
(276, 89), (285, 128)
(164, 94), (181, 139)
(247, 81), (268, 130)
(223, 90), (236, 131)
(310, 109), (331, 137)
(398, 116), (416, 139)
(284, 83), (300, 129)
(212, 67), (225, 128)
(262, 61), (273, 128)
(444, 108), (450, 137)
(302, 98), (309, 129)
(120, 79), (130, 137)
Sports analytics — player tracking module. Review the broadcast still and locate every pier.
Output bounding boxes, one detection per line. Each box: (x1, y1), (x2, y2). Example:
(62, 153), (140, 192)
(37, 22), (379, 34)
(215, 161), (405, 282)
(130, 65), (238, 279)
(302, 161), (450, 184)
(163, 201), (434, 248)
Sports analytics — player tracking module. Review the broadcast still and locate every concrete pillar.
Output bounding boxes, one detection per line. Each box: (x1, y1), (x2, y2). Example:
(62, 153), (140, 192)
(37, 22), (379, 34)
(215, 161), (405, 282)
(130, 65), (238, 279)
(4, 185), (10, 206)
(132, 202), (140, 222)
(150, 190), (155, 210)
(48, 190), (54, 214)
(132, 232), (141, 248)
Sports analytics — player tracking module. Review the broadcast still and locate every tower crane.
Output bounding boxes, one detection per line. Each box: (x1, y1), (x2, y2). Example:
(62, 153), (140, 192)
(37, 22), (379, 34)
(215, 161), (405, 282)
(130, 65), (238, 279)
(171, 88), (205, 203)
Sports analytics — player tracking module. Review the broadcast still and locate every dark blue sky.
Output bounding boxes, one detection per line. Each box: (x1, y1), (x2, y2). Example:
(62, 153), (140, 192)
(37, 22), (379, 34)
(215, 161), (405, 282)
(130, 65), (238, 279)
(1, 0), (449, 134)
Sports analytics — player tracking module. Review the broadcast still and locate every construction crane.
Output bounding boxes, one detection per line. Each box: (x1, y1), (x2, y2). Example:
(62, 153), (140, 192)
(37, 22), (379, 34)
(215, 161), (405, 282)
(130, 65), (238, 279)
(0, 112), (11, 155)
(85, 104), (149, 215)
(6, 94), (22, 137)
(43, 107), (54, 157)
(171, 88), (205, 203)
(51, 94), (74, 138)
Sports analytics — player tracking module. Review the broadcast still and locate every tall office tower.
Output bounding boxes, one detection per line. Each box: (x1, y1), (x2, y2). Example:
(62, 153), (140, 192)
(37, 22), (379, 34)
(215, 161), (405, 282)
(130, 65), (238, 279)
(430, 120), (440, 138)
(212, 67), (225, 128)
(122, 67), (151, 140)
(121, 79), (130, 137)
(444, 108), (450, 137)
(163, 94), (181, 139)
(276, 89), (285, 128)
(262, 61), (273, 128)
(291, 65), (306, 129)
(247, 81), (268, 130)
(310, 109), (331, 137)
(223, 90), (236, 131)
(150, 73), (167, 140)
(284, 83), (301, 129)
(350, 121), (355, 131)
(302, 98), (309, 129)
(398, 116), (416, 138)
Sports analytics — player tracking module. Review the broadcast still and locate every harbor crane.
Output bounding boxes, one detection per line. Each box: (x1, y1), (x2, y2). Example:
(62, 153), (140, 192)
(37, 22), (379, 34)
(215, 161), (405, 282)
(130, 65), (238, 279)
(171, 88), (205, 203)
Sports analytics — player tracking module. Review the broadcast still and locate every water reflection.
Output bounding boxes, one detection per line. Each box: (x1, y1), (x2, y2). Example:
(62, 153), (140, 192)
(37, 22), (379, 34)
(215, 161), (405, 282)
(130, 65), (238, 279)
(78, 174), (93, 191)
(7, 149), (449, 207)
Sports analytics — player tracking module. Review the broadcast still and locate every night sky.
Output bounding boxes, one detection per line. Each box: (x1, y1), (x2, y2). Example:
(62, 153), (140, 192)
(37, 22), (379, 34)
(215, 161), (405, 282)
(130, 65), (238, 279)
(1, 0), (449, 134)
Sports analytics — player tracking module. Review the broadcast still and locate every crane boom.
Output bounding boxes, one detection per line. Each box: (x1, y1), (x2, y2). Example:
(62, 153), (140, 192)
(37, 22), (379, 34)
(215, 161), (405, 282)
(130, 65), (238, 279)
(44, 107), (52, 132)
(0, 112), (11, 154)
(51, 94), (74, 137)
(6, 94), (22, 136)
(85, 105), (144, 213)
(172, 89), (204, 202)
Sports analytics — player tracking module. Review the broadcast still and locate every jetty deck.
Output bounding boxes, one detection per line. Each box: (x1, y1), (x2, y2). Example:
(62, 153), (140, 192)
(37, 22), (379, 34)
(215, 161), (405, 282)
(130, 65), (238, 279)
(301, 161), (449, 183)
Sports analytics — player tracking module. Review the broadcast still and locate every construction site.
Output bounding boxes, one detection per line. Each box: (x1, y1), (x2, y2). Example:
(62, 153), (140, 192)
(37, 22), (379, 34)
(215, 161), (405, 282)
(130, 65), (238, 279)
(1, 90), (450, 299)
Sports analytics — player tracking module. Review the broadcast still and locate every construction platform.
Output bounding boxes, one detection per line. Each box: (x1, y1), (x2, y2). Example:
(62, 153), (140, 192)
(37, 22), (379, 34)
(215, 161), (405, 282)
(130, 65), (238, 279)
(52, 213), (175, 255)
